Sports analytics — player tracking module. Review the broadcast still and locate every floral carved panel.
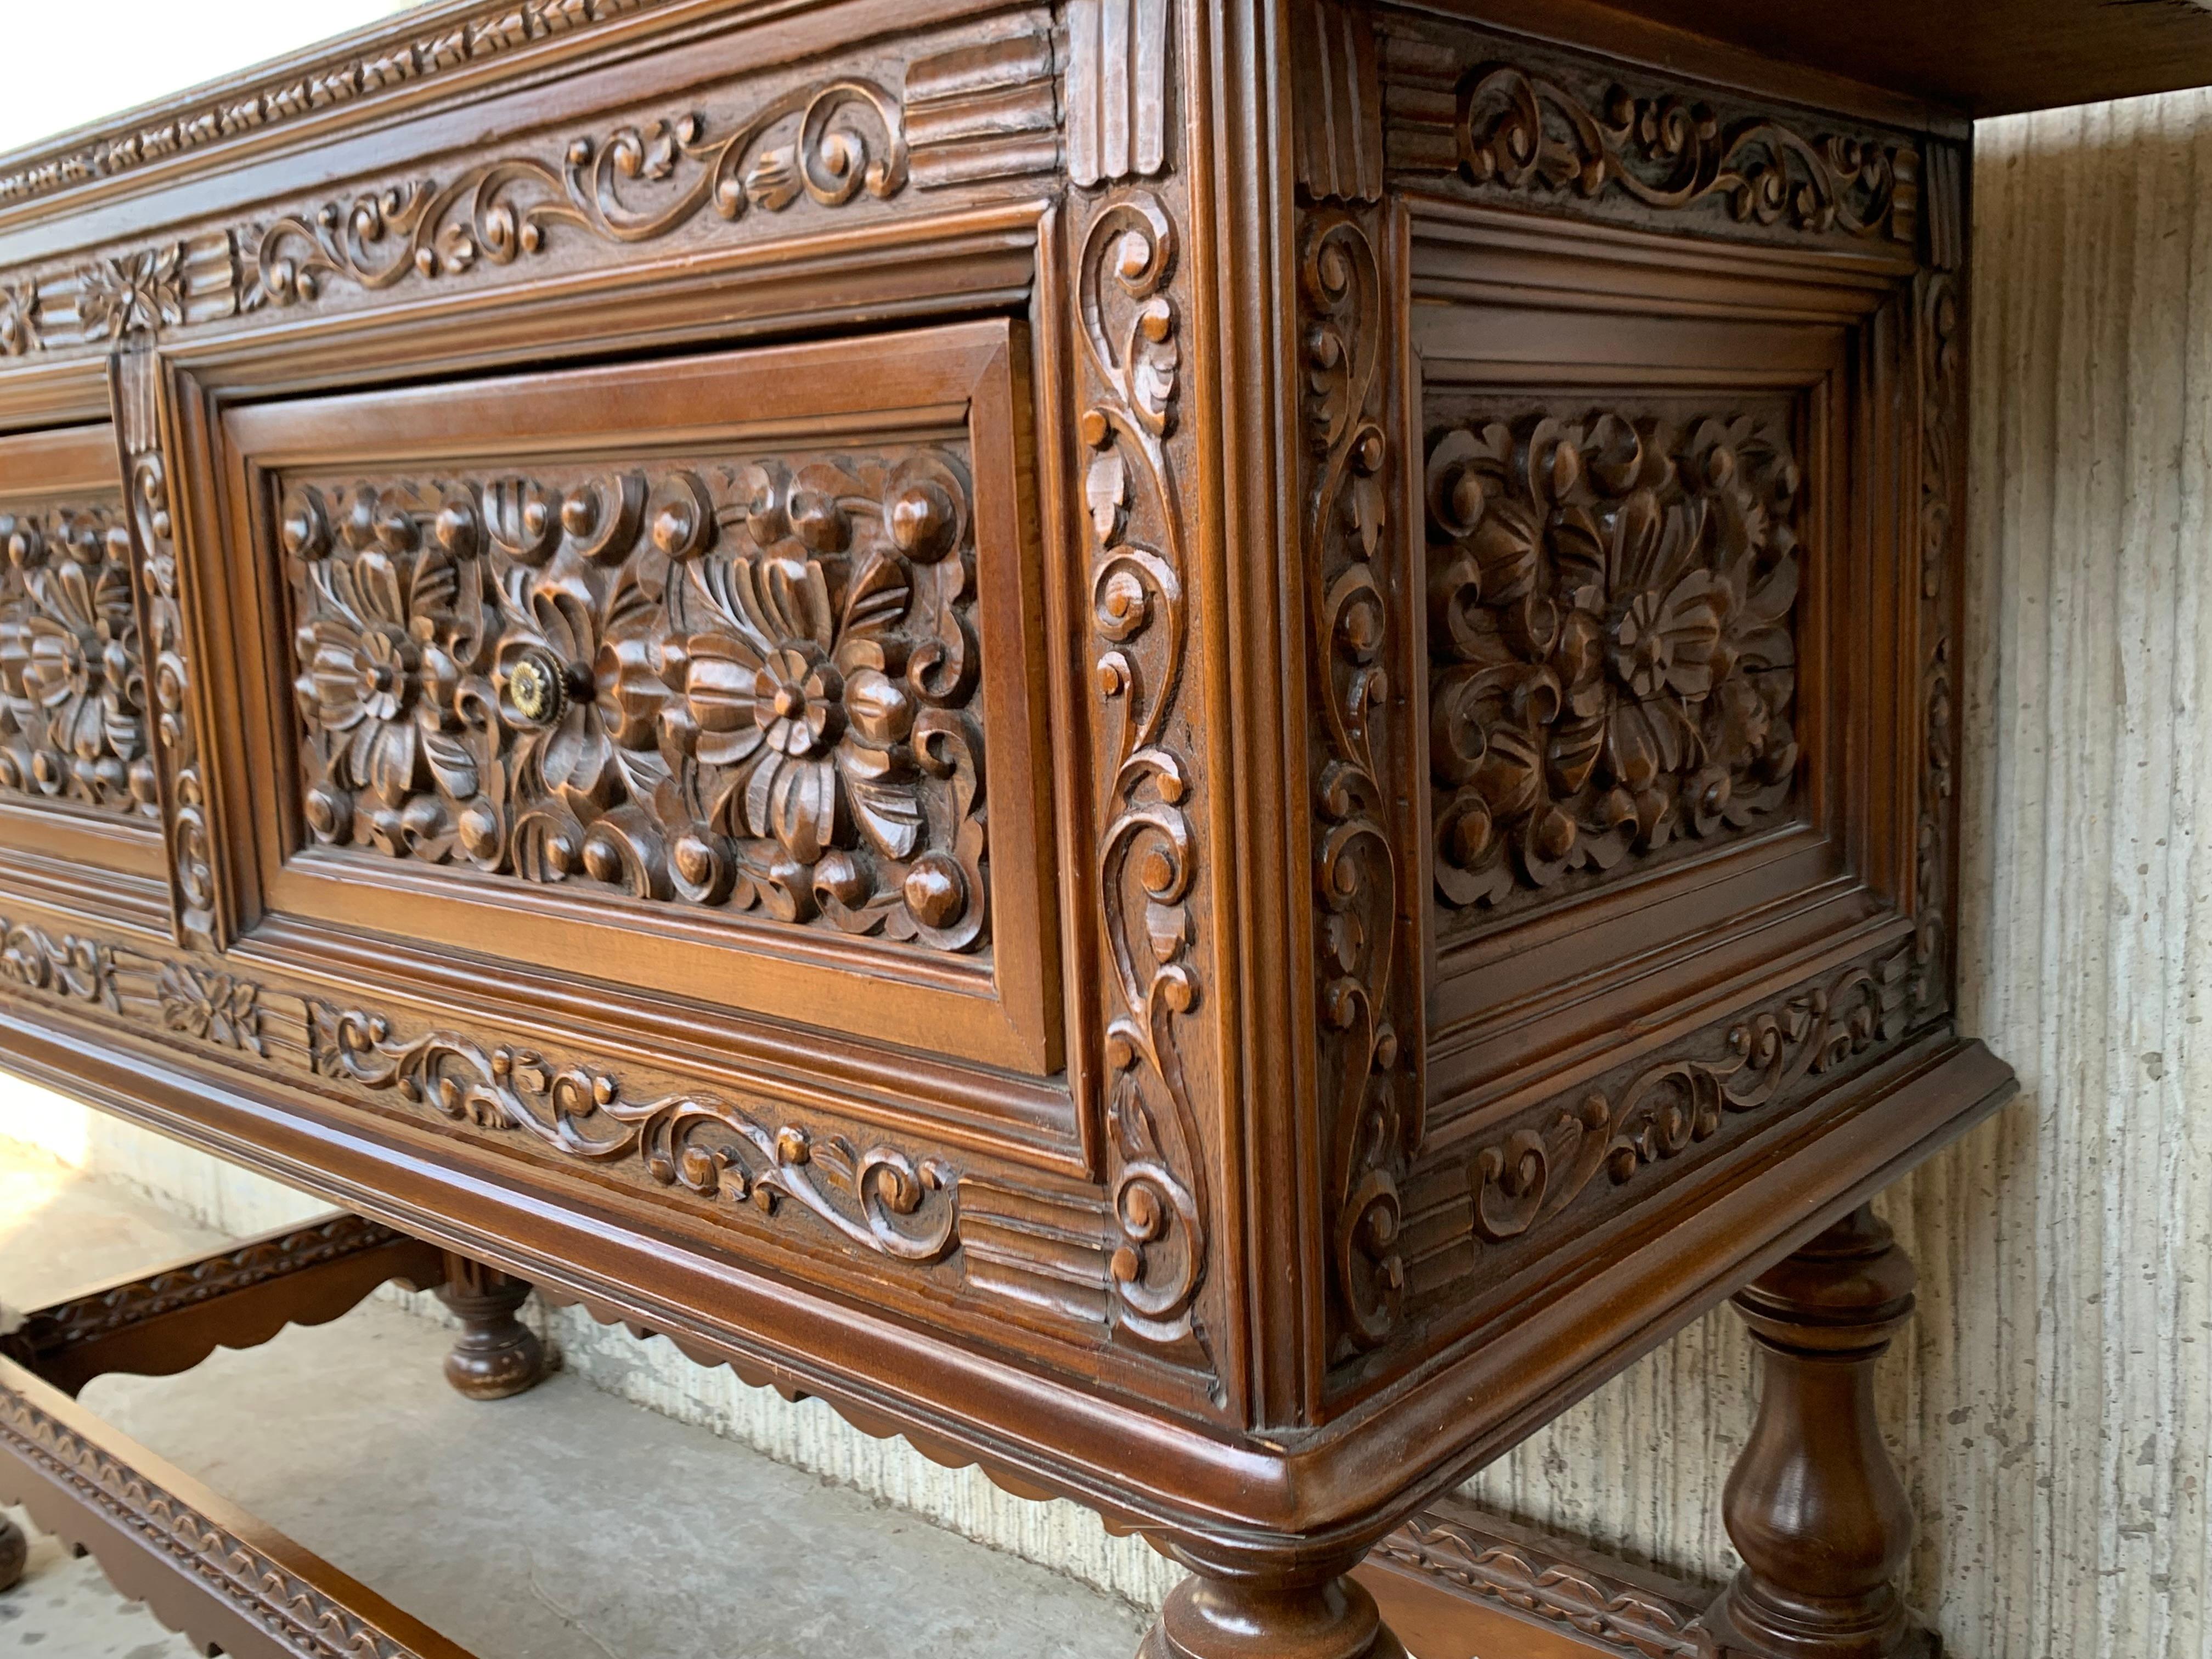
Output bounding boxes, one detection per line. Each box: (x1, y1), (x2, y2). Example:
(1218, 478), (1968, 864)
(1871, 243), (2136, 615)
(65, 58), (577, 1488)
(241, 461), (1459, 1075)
(1425, 404), (1804, 919)
(0, 497), (159, 823)
(280, 447), (989, 955)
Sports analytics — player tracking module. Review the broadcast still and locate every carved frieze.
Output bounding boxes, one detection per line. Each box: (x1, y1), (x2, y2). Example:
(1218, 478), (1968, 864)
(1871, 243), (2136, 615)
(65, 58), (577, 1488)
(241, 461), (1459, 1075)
(0, 0), (673, 212)
(1425, 407), (1804, 917)
(0, 912), (1119, 1306)
(0, 495), (158, 822)
(0, 234), (240, 357)
(244, 79), (909, 309)
(1379, 25), (1921, 252)
(280, 448), (990, 955)
(1462, 944), (1914, 1250)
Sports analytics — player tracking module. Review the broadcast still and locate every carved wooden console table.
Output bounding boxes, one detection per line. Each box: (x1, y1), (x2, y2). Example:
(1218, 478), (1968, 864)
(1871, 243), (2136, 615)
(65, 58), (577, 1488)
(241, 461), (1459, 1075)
(0, 4), (2200, 1656)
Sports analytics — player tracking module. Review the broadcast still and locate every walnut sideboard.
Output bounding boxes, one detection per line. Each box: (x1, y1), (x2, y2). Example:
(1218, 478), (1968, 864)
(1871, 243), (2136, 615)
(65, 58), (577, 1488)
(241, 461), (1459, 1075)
(0, 4), (2201, 1657)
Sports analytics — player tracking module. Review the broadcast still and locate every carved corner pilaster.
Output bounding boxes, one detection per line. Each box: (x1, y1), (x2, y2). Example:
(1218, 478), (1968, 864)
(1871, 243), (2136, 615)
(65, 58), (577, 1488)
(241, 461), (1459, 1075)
(111, 351), (224, 954)
(1066, 0), (1173, 188)
(1293, 1), (1426, 1368)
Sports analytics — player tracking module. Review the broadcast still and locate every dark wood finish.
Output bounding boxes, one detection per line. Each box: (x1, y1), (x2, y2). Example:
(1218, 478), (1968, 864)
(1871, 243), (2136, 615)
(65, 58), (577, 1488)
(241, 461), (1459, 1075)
(1365, 1500), (1713, 1659)
(435, 1251), (549, 1400)
(0, 1512), (22, 1594)
(2, 1212), (445, 1396)
(0, 0), (2112, 1650)
(0, 1353), (481, 1658)
(1706, 1204), (1929, 1659)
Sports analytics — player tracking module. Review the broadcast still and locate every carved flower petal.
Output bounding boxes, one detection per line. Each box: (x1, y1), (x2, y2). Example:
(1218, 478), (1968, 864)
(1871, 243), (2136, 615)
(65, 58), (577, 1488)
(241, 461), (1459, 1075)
(837, 745), (922, 861)
(769, 754), (837, 865)
(366, 720), (420, 806)
(843, 667), (913, 746)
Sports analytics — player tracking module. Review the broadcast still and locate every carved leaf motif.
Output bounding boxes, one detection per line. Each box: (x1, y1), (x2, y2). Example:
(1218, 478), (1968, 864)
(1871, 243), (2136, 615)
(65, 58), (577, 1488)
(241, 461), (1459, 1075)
(1426, 407), (1803, 916)
(284, 451), (989, 955)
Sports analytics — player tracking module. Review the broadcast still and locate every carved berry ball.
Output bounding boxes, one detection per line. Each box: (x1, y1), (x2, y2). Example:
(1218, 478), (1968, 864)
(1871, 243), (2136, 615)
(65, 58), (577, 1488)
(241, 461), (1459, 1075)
(673, 831), (719, 889)
(888, 483), (954, 560)
(304, 784), (353, 843)
(458, 800), (501, 860)
(583, 834), (622, 885)
(902, 854), (967, 930)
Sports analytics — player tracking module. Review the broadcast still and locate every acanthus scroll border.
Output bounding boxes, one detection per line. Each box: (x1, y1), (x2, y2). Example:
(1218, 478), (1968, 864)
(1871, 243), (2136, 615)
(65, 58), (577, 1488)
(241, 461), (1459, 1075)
(1074, 186), (1211, 1368)
(1300, 204), (1419, 1355)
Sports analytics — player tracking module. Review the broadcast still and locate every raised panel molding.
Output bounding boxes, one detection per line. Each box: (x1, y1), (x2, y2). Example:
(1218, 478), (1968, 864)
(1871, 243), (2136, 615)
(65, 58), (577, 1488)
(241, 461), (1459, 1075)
(1424, 404), (1806, 918)
(280, 448), (991, 956)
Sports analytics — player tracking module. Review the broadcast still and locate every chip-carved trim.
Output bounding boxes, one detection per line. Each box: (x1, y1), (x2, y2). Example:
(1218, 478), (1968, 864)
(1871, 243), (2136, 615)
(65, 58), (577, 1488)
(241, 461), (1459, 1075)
(0, 0), (676, 212)
(2, 1215), (407, 1361)
(0, 1358), (461, 1659)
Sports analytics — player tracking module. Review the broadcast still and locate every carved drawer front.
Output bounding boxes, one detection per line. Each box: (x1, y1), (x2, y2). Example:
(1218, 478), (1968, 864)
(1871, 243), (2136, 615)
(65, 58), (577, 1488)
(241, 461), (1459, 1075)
(212, 323), (1058, 1075)
(0, 423), (173, 933)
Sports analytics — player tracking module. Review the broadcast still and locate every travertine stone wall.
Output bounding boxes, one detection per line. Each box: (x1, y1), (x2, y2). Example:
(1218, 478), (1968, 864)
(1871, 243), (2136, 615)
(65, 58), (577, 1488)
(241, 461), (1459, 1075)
(1466, 88), (2212, 1659)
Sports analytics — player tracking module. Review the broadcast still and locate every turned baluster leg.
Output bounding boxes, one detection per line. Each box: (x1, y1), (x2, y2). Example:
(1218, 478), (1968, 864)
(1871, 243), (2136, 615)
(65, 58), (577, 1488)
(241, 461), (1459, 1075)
(1707, 1203), (1929, 1659)
(434, 1251), (547, 1401)
(1138, 1540), (1406, 1659)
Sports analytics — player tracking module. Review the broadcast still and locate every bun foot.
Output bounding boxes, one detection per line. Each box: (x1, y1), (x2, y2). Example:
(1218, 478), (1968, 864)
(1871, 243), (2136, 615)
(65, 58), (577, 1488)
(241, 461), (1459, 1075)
(1138, 1547), (1406, 1659)
(435, 1252), (547, 1401)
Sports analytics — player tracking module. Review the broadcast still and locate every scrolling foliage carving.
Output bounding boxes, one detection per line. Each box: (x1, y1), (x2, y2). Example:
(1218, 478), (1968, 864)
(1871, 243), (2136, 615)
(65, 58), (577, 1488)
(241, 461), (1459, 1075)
(1451, 63), (1920, 245)
(246, 79), (907, 307)
(1913, 269), (1961, 1016)
(1425, 409), (1803, 915)
(119, 370), (222, 952)
(1077, 190), (1209, 1359)
(1466, 944), (1913, 1245)
(282, 447), (988, 953)
(0, 909), (958, 1266)
(0, 498), (157, 822)
(1302, 208), (1419, 1352)
(307, 1007), (959, 1263)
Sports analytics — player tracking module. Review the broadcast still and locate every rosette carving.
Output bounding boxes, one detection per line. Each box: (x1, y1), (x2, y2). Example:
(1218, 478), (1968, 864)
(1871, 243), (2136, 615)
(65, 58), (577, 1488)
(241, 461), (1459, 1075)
(1078, 191), (1207, 1356)
(1454, 64), (1918, 244)
(1426, 408), (1803, 913)
(0, 499), (157, 821)
(1302, 208), (1419, 1352)
(284, 447), (988, 953)
(246, 77), (907, 306)
(307, 1007), (958, 1262)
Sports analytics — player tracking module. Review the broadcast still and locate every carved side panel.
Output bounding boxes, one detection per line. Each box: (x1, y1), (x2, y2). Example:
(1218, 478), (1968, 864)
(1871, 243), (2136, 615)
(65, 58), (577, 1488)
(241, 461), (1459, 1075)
(1424, 403), (1805, 921)
(0, 493), (154, 822)
(277, 449), (989, 955)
